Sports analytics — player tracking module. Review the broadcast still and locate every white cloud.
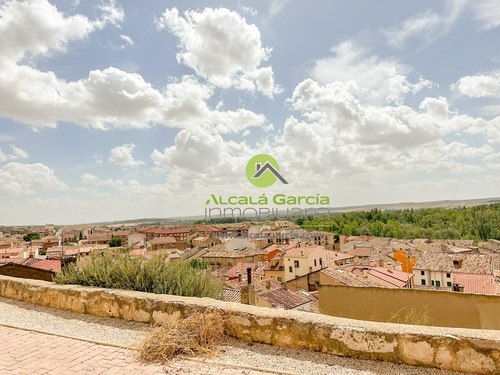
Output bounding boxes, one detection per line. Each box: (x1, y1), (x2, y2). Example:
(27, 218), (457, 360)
(0, 0), (94, 60)
(0, 2), (270, 133)
(311, 40), (434, 105)
(151, 128), (250, 181)
(81, 173), (124, 189)
(239, 5), (257, 16)
(0, 145), (28, 161)
(452, 73), (500, 98)
(109, 143), (144, 167)
(382, 1), (468, 49)
(96, 0), (124, 29)
(119, 34), (134, 47)
(473, 0), (500, 30)
(156, 7), (282, 97)
(268, 0), (293, 18)
(465, 116), (500, 143)
(0, 162), (67, 195)
(0, 62), (266, 131)
(278, 79), (492, 178)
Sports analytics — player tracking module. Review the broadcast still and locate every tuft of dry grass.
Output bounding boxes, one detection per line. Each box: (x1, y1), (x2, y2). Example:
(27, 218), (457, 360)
(387, 305), (432, 326)
(138, 311), (227, 363)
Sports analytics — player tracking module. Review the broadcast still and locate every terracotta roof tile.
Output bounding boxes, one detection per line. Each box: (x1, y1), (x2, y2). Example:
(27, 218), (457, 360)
(452, 273), (496, 295)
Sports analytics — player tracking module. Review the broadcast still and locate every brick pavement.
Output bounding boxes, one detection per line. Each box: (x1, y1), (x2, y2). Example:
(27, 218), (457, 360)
(0, 326), (274, 375)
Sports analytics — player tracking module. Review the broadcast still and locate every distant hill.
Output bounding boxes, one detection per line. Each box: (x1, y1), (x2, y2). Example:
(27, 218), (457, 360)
(330, 197), (500, 213)
(80, 196), (500, 226)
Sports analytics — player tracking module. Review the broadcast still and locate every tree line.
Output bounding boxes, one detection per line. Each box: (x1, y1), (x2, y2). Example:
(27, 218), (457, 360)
(297, 203), (500, 241)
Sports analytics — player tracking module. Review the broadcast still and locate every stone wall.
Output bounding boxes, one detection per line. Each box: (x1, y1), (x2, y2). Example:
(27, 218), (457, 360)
(0, 275), (499, 374)
(320, 284), (500, 330)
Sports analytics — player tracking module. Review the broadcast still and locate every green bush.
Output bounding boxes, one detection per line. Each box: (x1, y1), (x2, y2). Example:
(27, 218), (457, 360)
(53, 253), (223, 299)
(109, 237), (122, 247)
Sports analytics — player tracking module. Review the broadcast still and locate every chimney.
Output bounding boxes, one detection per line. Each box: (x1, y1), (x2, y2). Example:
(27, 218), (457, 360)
(386, 262), (392, 270)
(238, 274), (242, 282)
(266, 279), (271, 290)
(379, 259), (384, 267)
(246, 267), (252, 284)
(255, 163), (261, 172)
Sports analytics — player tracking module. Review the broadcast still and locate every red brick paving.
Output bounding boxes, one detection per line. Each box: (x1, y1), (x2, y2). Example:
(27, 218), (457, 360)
(0, 326), (273, 375)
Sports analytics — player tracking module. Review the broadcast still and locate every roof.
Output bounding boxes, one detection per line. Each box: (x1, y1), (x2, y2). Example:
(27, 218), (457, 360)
(368, 267), (413, 288)
(225, 262), (258, 278)
(192, 236), (208, 242)
(87, 233), (112, 241)
(222, 288), (241, 303)
(285, 245), (326, 258)
(0, 260), (59, 274)
(150, 236), (176, 244)
(328, 251), (355, 262)
(259, 288), (312, 310)
(413, 252), (493, 274)
(202, 248), (265, 259)
(223, 278), (282, 293)
(347, 247), (372, 257)
(29, 259), (61, 273)
(321, 267), (383, 287)
(444, 245), (475, 254)
(452, 273), (496, 295)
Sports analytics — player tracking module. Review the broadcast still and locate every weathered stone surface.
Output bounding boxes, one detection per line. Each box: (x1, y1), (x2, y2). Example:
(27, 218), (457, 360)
(0, 275), (498, 374)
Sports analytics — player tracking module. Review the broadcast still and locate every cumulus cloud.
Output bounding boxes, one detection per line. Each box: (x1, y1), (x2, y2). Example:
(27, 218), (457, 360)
(0, 162), (67, 195)
(108, 143), (144, 167)
(452, 73), (500, 98)
(150, 128), (251, 184)
(277, 79), (492, 178)
(311, 40), (434, 105)
(0, 0), (94, 60)
(156, 7), (282, 97)
(0, 1), (268, 133)
(0, 145), (28, 162)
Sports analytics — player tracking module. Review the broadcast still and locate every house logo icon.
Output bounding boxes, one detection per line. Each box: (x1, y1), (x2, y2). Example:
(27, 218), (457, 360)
(246, 154), (288, 188)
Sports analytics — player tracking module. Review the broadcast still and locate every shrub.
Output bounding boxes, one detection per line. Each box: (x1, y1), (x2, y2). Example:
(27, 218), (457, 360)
(53, 252), (223, 299)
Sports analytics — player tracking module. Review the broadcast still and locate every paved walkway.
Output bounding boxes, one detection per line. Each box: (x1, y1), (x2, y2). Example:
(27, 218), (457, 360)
(0, 325), (273, 375)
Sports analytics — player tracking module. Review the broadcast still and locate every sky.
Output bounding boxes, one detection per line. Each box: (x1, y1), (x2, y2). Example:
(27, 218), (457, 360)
(1, 0), (500, 225)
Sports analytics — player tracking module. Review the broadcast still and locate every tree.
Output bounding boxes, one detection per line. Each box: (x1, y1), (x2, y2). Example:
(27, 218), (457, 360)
(109, 237), (122, 247)
(23, 232), (40, 242)
(189, 259), (208, 270)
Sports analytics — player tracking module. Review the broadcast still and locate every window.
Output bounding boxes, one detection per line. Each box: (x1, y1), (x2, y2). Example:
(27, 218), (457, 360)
(421, 271), (425, 276)
(314, 259), (317, 267)
(319, 258), (323, 266)
(447, 282), (452, 287)
(277, 277), (282, 282)
(436, 281), (441, 287)
(431, 280), (434, 286)
(421, 279), (426, 285)
(294, 260), (299, 268)
(446, 273), (451, 278)
(289, 266), (292, 273)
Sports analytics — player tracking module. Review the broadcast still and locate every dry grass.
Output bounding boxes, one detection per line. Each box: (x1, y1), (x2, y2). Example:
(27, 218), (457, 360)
(387, 305), (432, 326)
(138, 311), (227, 363)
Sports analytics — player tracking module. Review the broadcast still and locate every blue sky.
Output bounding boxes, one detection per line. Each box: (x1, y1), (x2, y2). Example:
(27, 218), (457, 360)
(1, 0), (500, 225)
